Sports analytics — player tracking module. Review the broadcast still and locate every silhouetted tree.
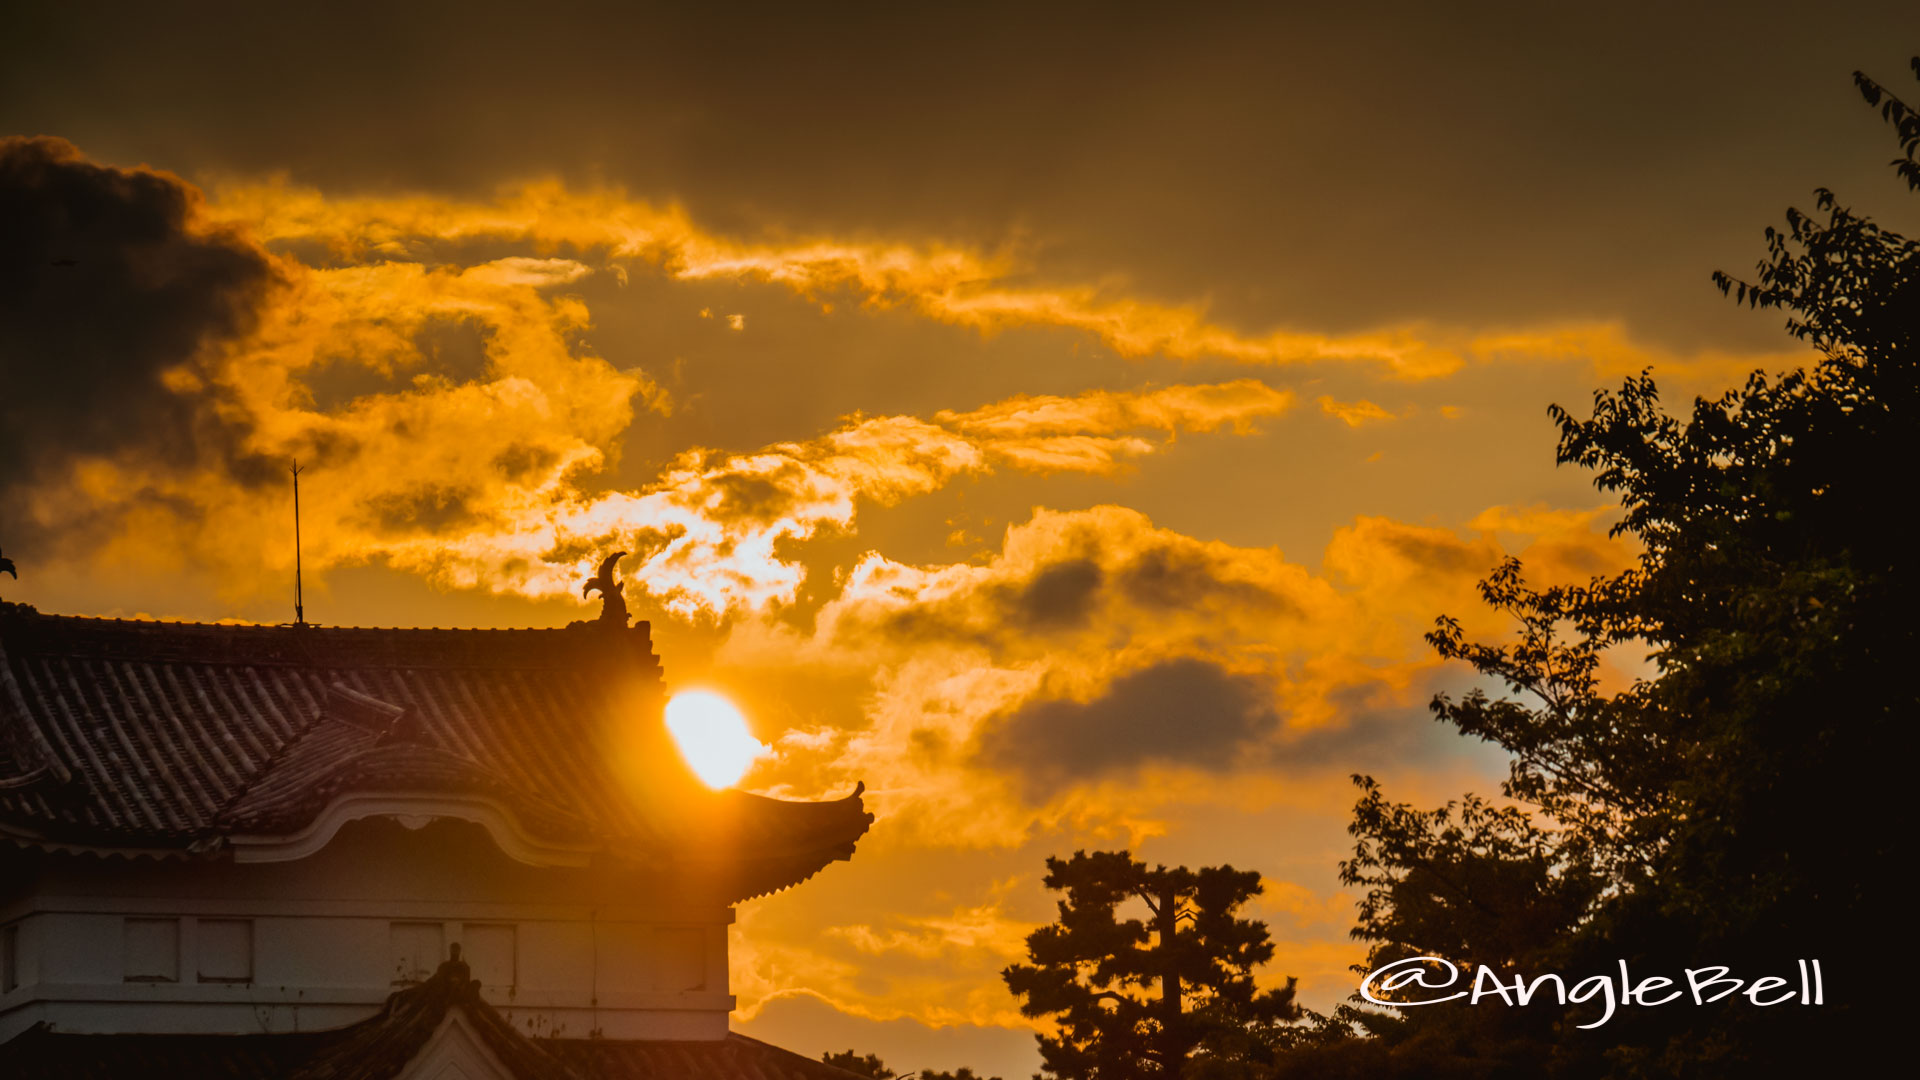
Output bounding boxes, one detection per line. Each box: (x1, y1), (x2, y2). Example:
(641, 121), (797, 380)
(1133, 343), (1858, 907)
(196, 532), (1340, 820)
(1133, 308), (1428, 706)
(1003, 851), (1305, 1080)
(823, 1050), (897, 1079)
(919, 1068), (1004, 1080)
(1281, 57), (1920, 1079)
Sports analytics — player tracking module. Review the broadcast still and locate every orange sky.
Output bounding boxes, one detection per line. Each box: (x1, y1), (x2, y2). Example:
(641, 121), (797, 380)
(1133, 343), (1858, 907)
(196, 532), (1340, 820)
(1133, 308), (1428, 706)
(2, 6), (1911, 1075)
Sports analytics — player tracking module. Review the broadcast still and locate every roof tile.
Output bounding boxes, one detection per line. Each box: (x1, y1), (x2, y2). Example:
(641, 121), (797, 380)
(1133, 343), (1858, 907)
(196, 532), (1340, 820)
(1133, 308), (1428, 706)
(1, 610), (871, 896)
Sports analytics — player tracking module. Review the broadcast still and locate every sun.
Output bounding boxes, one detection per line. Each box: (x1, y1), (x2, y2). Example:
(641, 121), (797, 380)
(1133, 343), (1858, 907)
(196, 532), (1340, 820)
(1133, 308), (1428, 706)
(664, 690), (771, 789)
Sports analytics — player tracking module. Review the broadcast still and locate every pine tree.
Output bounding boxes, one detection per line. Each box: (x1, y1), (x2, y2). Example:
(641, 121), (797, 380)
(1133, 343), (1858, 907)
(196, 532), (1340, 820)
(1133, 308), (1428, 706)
(1003, 851), (1302, 1080)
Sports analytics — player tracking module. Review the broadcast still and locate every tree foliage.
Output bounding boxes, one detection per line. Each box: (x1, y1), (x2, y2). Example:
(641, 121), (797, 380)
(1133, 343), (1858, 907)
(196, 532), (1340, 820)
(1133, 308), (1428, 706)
(822, 1050), (898, 1080)
(1284, 58), (1920, 1078)
(819, 1051), (1007, 1080)
(919, 1068), (1005, 1080)
(1003, 851), (1304, 1080)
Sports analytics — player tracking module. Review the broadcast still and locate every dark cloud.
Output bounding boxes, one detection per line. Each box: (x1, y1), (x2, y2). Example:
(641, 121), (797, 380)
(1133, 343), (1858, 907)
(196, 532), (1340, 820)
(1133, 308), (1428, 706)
(1251, 665), (1519, 780)
(1382, 531), (1490, 577)
(0, 136), (274, 528)
(358, 484), (482, 536)
(854, 555), (1111, 649)
(1260, 677), (1440, 773)
(975, 658), (1279, 795)
(973, 655), (1512, 801)
(705, 467), (806, 526)
(299, 317), (492, 414)
(1006, 558), (1103, 628)
(3, 3), (1910, 355)
(853, 532), (1303, 654)
(1115, 546), (1294, 616)
(491, 443), (560, 482)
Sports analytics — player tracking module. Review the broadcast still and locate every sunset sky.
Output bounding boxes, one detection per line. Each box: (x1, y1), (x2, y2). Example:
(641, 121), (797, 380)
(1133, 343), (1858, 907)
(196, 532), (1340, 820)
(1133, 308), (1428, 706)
(2, 5), (1913, 1075)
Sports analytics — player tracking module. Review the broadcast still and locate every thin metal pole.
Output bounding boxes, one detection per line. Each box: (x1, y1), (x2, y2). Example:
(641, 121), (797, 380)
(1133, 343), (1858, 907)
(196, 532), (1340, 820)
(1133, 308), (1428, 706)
(292, 461), (305, 626)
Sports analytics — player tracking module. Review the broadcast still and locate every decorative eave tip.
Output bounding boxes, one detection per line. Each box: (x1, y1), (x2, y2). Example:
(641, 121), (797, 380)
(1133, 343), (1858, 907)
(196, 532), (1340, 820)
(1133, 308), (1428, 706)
(578, 551), (631, 629)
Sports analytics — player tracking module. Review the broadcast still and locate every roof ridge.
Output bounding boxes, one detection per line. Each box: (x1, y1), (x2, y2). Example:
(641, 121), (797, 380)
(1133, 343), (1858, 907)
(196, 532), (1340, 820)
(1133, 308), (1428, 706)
(205, 686), (336, 832)
(283, 951), (585, 1080)
(722, 1032), (887, 1080)
(19, 611), (600, 633)
(0, 610), (660, 672)
(209, 685), (612, 847)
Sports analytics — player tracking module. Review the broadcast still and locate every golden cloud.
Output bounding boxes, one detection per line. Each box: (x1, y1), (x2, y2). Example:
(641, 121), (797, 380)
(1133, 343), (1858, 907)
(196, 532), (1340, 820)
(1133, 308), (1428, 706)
(11, 151), (1303, 617)
(1467, 322), (1812, 385)
(731, 891), (1038, 1028)
(825, 901), (1039, 962)
(14, 162), (1782, 625)
(420, 377), (1292, 619)
(203, 179), (1810, 383)
(731, 500), (1637, 848)
(1315, 395), (1397, 427)
(26, 263), (1295, 617)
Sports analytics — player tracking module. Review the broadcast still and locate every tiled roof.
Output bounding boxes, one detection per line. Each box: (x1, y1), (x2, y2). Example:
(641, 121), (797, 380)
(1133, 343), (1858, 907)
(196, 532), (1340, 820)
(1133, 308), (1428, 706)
(0, 1028), (334, 1080)
(552, 1034), (875, 1080)
(0, 607), (870, 895)
(0, 958), (870, 1080)
(282, 955), (581, 1080)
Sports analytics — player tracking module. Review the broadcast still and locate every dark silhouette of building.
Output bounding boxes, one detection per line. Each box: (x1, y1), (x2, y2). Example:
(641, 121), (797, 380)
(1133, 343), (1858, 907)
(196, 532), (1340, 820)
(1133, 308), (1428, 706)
(0, 599), (872, 1078)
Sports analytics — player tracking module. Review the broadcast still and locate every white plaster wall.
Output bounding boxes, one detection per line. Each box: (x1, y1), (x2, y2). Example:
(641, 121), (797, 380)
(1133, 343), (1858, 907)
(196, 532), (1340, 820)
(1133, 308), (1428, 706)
(394, 1011), (517, 1080)
(517, 922), (595, 993)
(0, 818), (735, 1043)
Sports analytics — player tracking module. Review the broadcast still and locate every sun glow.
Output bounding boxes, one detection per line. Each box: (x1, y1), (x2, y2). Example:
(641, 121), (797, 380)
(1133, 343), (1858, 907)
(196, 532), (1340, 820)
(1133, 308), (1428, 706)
(664, 691), (771, 789)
